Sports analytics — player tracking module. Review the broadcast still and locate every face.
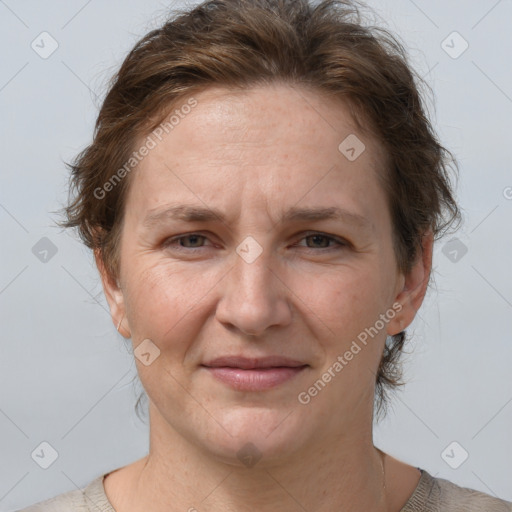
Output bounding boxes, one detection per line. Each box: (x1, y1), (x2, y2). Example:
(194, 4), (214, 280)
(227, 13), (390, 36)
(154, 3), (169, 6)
(100, 83), (431, 466)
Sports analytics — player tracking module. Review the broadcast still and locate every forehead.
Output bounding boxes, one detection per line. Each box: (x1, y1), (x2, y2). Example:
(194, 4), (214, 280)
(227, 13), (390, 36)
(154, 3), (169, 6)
(154, 83), (383, 160)
(128, 83), (388, 222)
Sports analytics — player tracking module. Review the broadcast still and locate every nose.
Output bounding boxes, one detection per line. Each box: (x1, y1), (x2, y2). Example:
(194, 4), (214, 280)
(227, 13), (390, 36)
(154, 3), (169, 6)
(215, 242), (292, 337)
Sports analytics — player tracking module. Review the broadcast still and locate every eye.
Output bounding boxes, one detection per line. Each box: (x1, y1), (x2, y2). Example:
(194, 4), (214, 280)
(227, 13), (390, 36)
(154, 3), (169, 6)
(162, 231), (349, 253)
(295, 232), (348, 251)
(163, 233), (211, 250)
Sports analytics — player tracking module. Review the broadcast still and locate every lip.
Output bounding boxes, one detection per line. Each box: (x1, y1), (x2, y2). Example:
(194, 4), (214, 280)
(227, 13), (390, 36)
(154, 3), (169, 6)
(203, 356), (307, 369)
(201, 356), (309, 391)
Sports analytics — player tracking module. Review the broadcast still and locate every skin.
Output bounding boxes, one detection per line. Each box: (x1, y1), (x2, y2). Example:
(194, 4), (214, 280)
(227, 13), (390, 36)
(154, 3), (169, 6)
(97, 83), (433, 512)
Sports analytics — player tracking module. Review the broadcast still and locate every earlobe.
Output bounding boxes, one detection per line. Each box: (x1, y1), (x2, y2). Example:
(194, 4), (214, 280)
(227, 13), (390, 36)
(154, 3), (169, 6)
(386, 306), (404, 337)
(94, 249), (131, 338)
(387, 229), (434, 335)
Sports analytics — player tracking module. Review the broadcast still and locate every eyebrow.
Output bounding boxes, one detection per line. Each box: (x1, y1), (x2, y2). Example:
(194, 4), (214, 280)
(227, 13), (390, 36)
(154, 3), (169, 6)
(143, 204), (374, 232)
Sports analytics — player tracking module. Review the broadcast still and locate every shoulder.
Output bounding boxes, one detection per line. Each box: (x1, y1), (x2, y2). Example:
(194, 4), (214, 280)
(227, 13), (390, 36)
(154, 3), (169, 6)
(16, 474), (113, 512)
(402, 469), (512, 512)
(435, 474), (512, 512)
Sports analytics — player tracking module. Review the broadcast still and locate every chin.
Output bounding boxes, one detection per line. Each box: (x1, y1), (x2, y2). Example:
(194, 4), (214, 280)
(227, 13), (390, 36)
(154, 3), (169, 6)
(201, 406), (312, 468)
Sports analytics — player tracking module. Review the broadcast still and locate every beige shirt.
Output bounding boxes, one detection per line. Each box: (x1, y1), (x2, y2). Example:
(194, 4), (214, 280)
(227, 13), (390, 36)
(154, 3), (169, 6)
(18, 468), (512, 511)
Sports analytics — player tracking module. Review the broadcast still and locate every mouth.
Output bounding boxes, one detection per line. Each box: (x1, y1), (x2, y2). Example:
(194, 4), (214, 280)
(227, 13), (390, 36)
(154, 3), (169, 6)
(201, 356), (309, 391)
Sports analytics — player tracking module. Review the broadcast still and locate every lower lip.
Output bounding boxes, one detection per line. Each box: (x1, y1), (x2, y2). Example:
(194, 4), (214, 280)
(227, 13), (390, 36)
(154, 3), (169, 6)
(203, 366), (308, 391)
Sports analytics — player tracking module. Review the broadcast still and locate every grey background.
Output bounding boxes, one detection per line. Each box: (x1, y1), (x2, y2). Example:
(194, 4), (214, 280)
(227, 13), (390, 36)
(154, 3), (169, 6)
(1, 0), (511, 509)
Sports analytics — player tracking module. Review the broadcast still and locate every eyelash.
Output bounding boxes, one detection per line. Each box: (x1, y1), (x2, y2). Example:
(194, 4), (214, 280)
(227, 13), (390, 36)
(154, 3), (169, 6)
(163, 232), (349, 252)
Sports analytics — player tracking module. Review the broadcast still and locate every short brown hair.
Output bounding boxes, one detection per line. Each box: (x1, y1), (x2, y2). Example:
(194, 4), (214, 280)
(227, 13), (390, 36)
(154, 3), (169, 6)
(63, 0), (462, 419)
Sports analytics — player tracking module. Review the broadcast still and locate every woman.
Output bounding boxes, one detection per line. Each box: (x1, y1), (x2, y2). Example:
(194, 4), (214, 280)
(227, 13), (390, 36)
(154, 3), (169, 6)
(20, 0), (511, 510)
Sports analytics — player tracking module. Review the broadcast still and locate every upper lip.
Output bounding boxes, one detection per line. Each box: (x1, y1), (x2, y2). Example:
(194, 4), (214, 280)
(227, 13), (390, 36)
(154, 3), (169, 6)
(202, 356), (308, 369)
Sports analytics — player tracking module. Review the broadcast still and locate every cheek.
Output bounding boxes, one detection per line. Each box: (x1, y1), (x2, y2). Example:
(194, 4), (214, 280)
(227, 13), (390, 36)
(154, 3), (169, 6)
(122, 260), (218, 342)
(292, 265), (388, 338)
(292, 265), (393, 380)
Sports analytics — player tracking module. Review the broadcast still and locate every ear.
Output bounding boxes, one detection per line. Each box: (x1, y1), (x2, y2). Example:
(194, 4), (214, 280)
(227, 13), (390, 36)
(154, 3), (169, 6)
(94, 249), (131, 338)
(386, 229), (434, 336)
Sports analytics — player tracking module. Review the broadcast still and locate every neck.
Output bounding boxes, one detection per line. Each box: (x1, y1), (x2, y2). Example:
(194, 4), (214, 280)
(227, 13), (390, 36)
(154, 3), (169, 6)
(121, 406), (388, 512)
